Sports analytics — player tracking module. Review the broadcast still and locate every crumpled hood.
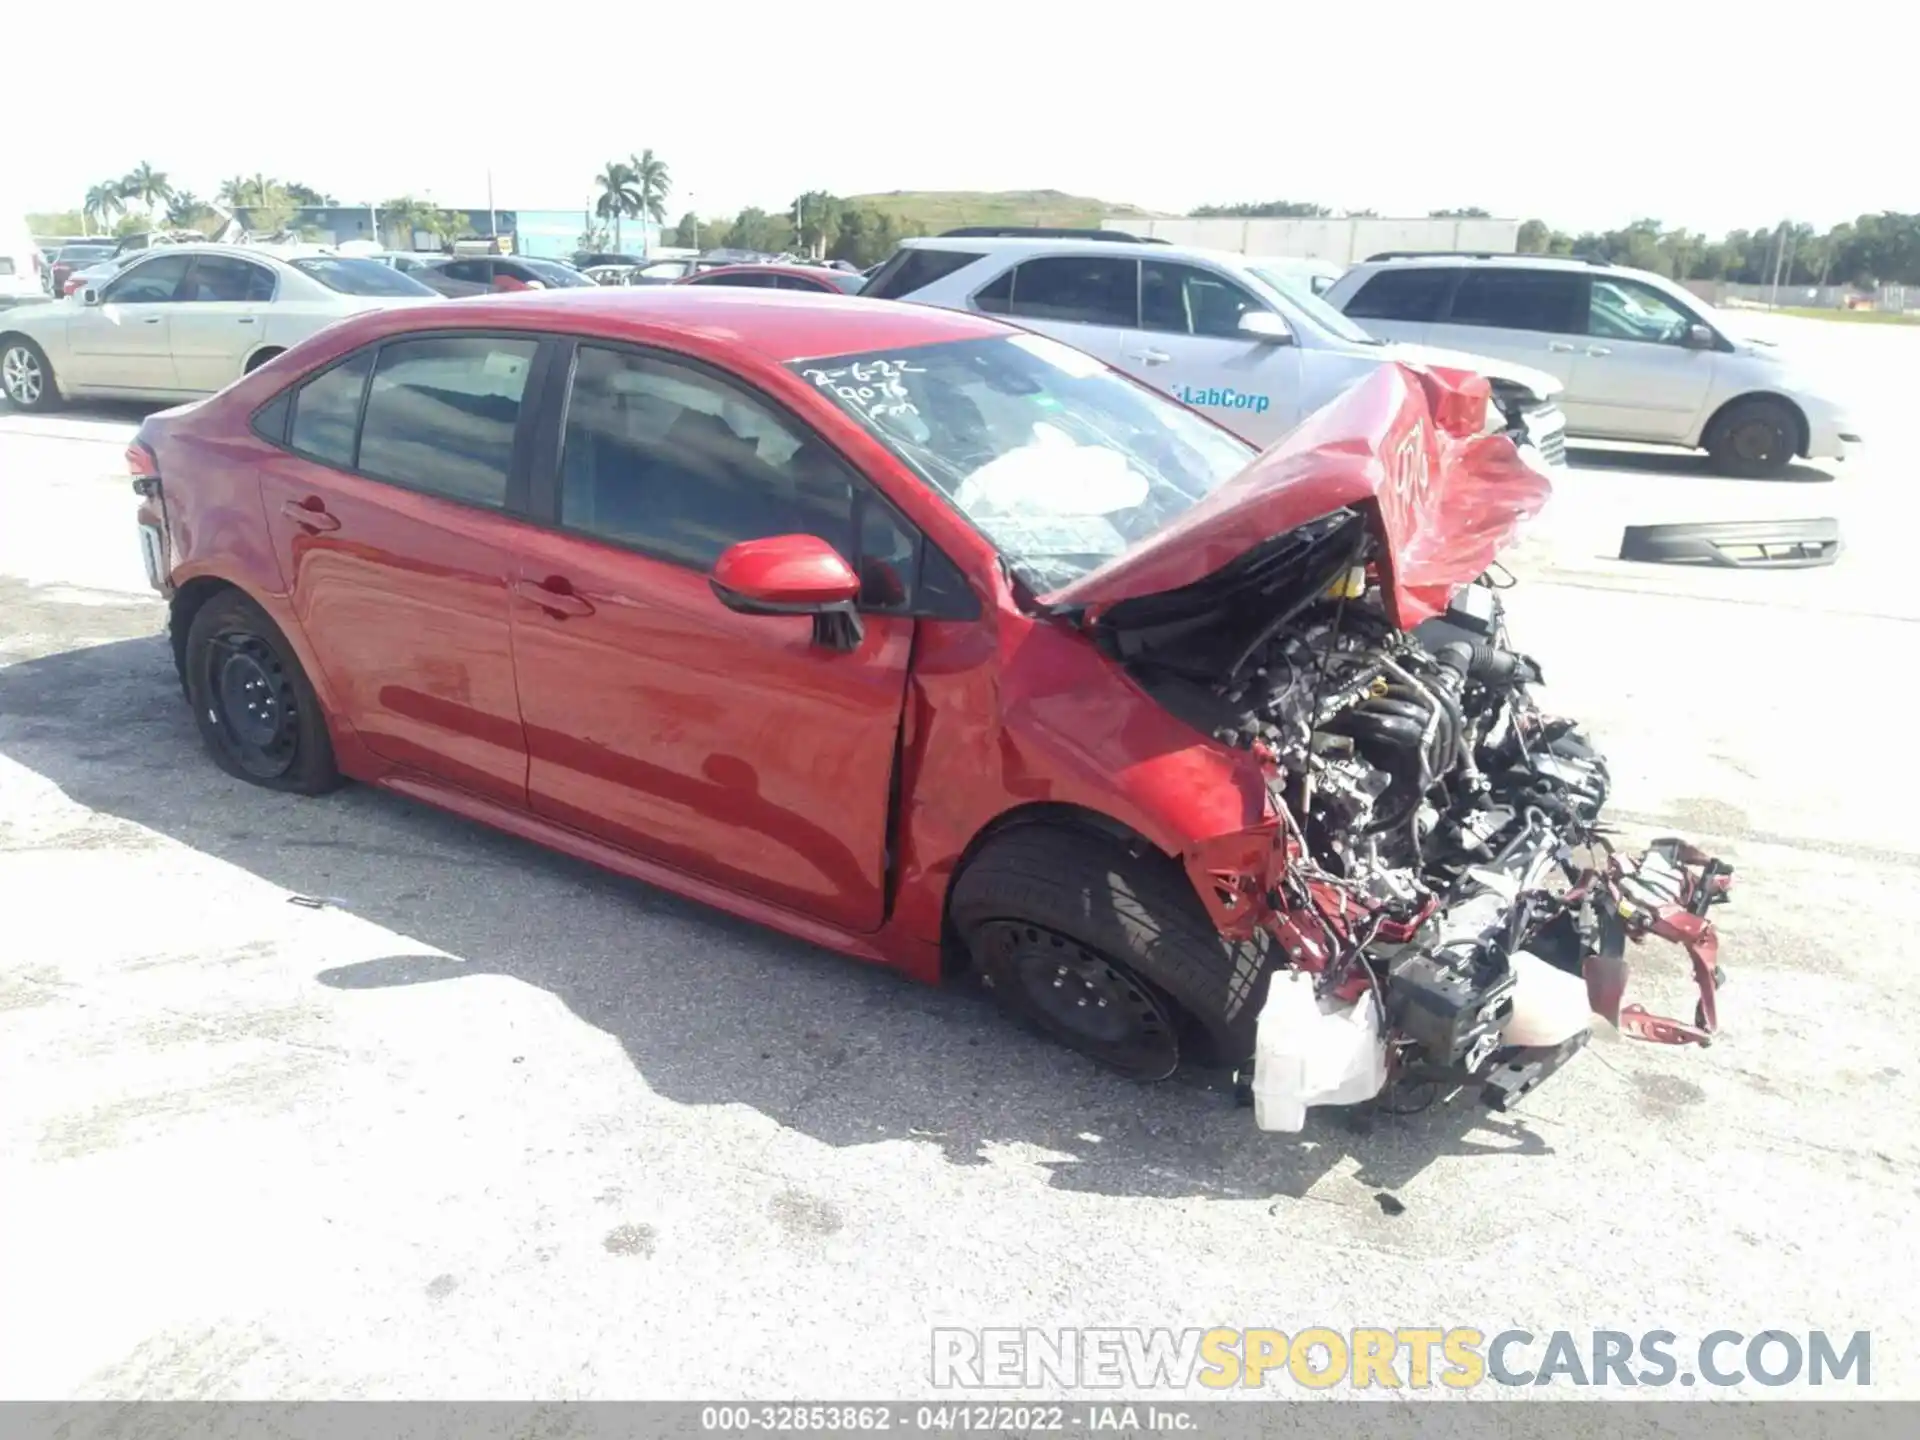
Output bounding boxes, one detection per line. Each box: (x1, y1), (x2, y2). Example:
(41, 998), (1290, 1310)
(1041, 363), (1555, 629)
(1383, 340), (1563, 402)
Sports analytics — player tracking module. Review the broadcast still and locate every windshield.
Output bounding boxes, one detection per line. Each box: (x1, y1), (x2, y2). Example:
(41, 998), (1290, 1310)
(521, 258), (595, 288)
(791, 334), (1254, 593)
(1247, 265), (1380, 345)
(292, 257), (440, 297)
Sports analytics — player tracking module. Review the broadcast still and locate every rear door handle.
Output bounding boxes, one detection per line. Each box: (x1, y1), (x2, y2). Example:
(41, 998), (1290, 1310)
(1546, 340), (1576, 352)
(141, 317), (163, 325)
(1128, 349), (1172, 365)
(237, 317), (256, 325)
(279, 497), (340, 532)
(1585, 345), (1612, 356)
(514, 576), (595, 618)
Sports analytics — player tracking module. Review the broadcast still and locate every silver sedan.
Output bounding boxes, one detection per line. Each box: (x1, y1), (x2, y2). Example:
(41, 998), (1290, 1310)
(0, 245), (441, 411)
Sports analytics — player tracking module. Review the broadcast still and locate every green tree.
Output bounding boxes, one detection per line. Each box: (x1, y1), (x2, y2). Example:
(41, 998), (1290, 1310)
(380, 196), (441, 249)
(1429, 207), (1491, 218)
(595, 163), (640, 251)
(431, 209), (475, 245)
(790, 191), (841, 258)
(122, 162), (174, 222)
(670, 211), (702, 248)
(627, 150), (671, 229)
(1190, 200), (1330, 218)
(247, 184), (299, 237)
(285, 182), (337, 207)
(217, 176), (251, 208)
(83, 182), (126, 235)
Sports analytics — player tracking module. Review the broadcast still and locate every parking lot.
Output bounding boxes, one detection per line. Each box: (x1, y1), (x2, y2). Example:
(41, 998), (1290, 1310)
(2, 313), (1917, 1400)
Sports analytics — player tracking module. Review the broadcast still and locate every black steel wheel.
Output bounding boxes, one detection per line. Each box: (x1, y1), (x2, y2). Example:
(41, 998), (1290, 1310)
(1706, 397), (1799, 478)
(974, 919), (1181, 1080)
(184, 590), (341, 794)
(950, 827), (1276, 1081)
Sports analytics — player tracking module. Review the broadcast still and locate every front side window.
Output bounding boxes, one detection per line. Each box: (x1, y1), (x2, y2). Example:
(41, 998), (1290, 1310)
(1587, 277), (1695, 344)
(286, 351), (374, 466)
(695, 272), (780, 288)
(181, 256), (276, 303)
(1006, 256), (1139, 329)
(1446, 269), (1586, 334)
(1341, 266), (1454, 323)
(356, 336), (538, 507)
(439, 260), (490, 284)
(792, 332), (1253, 594)
(102, 253), (193, 304)
(517, 259), (594, 289)
(558, 345), (919, 605)
(1141, 260), (1268, 337)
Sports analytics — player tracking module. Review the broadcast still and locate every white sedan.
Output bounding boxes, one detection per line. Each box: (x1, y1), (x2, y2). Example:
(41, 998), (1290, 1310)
(0, 244), (441, 411)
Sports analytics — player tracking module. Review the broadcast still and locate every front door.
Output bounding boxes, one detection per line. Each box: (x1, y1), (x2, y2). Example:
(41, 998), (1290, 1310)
(509, 341), (915, 931)
(1125, 258), (1304, 445)
(1565, 276), (1720, 442)
(67, 251), (192, 391)
(170, 253), (277, 391)
(255, 332), (546, 807)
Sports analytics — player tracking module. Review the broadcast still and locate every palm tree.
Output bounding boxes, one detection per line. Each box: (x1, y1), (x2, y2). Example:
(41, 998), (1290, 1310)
(217, 176), (250, 208)
(83, 182), (126, 235)
(594, 163), (640, 252)
(166, 190), (205, 228)
(123, 163), (174, 224)
(627, 150), (671, 239)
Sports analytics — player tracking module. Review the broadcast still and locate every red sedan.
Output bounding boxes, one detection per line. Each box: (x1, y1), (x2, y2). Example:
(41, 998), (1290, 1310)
(130, 288), (1729, 1115)
(676, 263), (866, 295)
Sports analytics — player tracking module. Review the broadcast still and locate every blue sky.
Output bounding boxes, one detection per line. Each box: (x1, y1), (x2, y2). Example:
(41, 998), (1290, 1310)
(8, 0), (1904, 237)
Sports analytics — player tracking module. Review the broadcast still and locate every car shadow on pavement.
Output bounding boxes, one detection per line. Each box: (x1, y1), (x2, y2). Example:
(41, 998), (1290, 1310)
(1566, 444), (1834, 483)
(0, 618), (1557, 1206)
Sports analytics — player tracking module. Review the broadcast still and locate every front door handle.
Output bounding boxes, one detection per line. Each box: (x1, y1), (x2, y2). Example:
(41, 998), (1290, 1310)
(1585, 345), (1612, 356)
(514, 576), (595, 618)
(1546, 340), (1576, 352)
(141, 317), (163, 325)
(1128, 348), (1172, 365)
(279, 497), (340, 532)
(237, 317), (256, 325)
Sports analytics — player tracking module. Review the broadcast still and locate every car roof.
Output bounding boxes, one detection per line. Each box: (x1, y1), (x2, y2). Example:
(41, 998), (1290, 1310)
(1354, 252), (1615, 274)
(690, 263), (849, 279)
(900, 234), (1257, 268)
(315, 286), (1008, 364)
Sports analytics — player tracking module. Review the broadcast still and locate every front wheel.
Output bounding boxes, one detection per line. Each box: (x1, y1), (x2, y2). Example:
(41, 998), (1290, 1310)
(949, 827), (1274, 1080)
(184, 590), (342, 794)
(0, 337), (58, 412)
(1706, 398), (1800, 478)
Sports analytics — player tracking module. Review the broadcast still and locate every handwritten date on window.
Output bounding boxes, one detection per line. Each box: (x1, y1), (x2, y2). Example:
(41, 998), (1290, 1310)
(801, 359), (924, 421)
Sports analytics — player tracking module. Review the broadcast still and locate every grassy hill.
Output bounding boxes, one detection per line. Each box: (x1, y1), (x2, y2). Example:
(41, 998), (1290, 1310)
(843, 189), (1158, 232)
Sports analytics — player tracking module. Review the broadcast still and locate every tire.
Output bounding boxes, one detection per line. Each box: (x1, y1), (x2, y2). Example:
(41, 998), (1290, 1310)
(244, 348), (285, 373)
(183, 590), (342, 795)
(0, 336), (59, 412)
(1706, 397), (1799, 478)
(949, 826), (1274, 1080)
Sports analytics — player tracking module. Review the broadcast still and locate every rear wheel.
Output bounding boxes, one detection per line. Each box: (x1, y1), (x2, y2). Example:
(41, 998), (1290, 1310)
(183, 590), (341, 794)
(1706, 397), (1799, 478)
(949, 826), (1273, 1080)
(0, 337), (57, 412)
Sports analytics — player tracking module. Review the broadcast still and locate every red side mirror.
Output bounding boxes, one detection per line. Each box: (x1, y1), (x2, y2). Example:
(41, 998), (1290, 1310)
(710, 534), (860, 613)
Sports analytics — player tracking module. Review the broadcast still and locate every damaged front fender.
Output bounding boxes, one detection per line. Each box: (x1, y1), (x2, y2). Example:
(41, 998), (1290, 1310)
(1577, 836), (1734, 1047)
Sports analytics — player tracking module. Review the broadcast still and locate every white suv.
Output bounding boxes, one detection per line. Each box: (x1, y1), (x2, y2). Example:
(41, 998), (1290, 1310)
(1324, 253), (1862, 477)
(864, 232), (1569, 466)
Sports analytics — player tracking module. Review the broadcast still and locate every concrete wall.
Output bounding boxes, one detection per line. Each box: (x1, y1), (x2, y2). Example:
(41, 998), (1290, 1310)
(1099, 215), (1521, 263)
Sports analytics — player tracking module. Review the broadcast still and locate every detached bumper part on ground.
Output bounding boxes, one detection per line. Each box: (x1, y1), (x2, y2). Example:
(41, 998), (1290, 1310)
(1619, 518), (1842, 569)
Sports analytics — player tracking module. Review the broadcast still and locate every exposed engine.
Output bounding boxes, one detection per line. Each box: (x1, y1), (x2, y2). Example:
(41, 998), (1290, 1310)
(1113, 508), (1732, 1124)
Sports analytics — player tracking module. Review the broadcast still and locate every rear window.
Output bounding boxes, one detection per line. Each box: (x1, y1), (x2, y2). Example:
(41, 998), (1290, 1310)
(519, 258), (595, 288)
(291, 257), (440, 298)
(1342, 267), (1454, 322)
(862, 246), (985, 300)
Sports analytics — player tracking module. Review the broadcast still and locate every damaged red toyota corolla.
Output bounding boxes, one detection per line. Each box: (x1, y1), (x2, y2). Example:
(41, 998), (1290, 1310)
(129, 287), (1731, 1128)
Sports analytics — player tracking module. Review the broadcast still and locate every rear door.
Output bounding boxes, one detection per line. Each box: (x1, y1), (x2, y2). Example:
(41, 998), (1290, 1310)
(170, 253), (277, 391)
(1125, 258), (1304, 444)
(980, 252), (1138, 368)
(1427, 267), (1590, 387)
(67, 252), (193, 391)
(1567, 276), (1719, 441)
(255, 331), (551, 806)
(1333, 265), (1455, 345)
(508, 340), (924, 931)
